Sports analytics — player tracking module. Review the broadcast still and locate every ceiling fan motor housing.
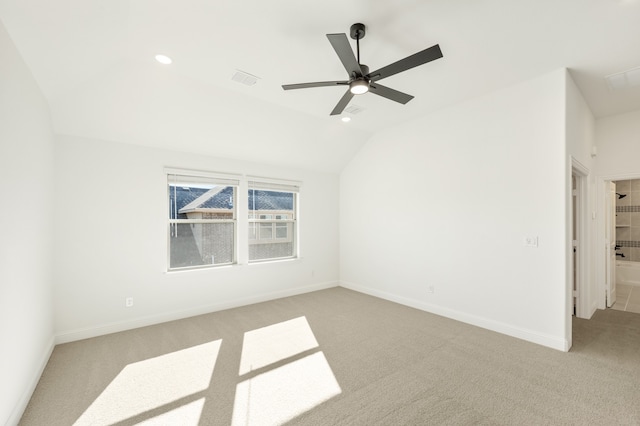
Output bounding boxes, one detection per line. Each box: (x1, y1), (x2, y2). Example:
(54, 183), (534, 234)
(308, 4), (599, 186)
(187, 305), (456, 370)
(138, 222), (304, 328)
(356, 64), (369, 79)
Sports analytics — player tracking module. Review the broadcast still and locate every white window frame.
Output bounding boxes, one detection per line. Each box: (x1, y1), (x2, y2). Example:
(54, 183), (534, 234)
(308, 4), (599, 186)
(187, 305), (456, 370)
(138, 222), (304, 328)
(166, 169), (301, 270)
(247, 177), (300, 263)
(167, 169), (241, 271)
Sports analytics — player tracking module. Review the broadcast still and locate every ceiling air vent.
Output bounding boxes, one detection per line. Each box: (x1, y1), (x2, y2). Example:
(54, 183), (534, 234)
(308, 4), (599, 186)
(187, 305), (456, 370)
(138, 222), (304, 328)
(605, 66), (640, 90)
(344, 105), (365, 114)
(231, 70), (259, 86)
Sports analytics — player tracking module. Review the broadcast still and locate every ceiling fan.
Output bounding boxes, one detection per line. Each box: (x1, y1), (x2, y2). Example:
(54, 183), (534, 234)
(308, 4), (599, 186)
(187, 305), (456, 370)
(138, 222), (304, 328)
(282, 23), (443, 116)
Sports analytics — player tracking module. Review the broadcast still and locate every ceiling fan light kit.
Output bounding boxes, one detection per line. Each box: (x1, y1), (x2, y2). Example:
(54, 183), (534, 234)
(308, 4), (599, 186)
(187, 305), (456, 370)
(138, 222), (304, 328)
(282, 23), (443, 116)
(349, 79), (369, 95)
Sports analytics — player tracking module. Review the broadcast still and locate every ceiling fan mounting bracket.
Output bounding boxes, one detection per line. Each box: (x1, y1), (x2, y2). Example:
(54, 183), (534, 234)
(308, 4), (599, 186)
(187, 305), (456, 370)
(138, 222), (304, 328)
(350, 23), (365, 40)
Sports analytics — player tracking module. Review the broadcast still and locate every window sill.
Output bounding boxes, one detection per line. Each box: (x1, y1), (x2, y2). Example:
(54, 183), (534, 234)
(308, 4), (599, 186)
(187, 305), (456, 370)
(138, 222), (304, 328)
(247, 256), (300, 266)
(165, 263), (235, 274)
(165, 257), (302, 273)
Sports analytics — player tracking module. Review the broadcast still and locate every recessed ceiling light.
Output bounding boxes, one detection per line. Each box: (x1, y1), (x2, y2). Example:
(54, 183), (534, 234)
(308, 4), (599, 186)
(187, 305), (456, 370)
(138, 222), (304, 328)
(341, 117), (351, 122)
(155, 54), (172, 65)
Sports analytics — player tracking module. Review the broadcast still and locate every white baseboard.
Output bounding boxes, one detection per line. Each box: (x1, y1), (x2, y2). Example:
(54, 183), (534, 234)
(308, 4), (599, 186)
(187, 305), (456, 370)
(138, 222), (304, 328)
(339, 281), (568, 352)
(6, 335), (55, 426)
(55, 281), (338, 344)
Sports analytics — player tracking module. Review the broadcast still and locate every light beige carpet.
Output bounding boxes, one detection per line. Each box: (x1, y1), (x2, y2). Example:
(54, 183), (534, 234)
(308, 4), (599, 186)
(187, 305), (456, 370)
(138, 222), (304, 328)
(19, 288), (640, 425)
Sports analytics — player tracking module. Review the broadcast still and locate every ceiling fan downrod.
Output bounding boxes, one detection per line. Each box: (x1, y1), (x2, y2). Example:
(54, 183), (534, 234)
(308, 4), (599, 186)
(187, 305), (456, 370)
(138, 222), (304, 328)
(350, 23), (365, 66)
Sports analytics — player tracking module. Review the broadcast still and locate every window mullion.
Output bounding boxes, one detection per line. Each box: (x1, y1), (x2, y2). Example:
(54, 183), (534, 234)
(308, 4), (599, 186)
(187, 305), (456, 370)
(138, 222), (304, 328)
(237, 179), (249, 265)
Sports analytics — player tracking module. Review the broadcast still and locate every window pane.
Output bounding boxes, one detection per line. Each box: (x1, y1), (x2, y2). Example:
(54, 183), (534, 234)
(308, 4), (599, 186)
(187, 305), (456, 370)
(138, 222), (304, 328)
(259, 223), (273, 239)
(248, 189), (296, 262)
(247, 190), (294, 219)
(168, 174), (237, 270)
(169, 183), (235, 220)
(276, 223), (288, 239)
(249, 227), (295, 261)
(170, 223), (234, 268)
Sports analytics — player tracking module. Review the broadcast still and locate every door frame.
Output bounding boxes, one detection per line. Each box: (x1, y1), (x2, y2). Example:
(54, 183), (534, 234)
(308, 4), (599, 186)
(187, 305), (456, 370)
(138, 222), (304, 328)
(605, 181), (617, 307)
(571, 159), (589, 319)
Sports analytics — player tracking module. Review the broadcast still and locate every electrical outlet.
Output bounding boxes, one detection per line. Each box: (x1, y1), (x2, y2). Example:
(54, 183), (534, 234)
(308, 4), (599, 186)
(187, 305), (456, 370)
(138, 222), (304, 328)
(125, 297), (134, 307)
(524, 236), (538, 248)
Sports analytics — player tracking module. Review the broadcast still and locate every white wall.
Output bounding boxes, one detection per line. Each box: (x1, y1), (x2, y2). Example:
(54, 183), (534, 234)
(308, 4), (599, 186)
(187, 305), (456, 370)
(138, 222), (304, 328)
(54, 135), (339, 341)
(340, 69), (569, 350)
(565, 71), (595, 170)
(593, 109), (640, 310)
(595, 109), (640, 175)
(0, 20), (55, 424)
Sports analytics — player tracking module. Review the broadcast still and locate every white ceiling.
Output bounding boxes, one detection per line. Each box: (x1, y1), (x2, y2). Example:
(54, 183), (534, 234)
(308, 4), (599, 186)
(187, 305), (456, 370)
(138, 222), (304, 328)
(2, 0), (640, 173)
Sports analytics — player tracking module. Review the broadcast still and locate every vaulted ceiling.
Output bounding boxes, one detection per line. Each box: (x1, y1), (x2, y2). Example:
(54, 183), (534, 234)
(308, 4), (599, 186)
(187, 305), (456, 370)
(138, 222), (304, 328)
(2, 0), (640, 172)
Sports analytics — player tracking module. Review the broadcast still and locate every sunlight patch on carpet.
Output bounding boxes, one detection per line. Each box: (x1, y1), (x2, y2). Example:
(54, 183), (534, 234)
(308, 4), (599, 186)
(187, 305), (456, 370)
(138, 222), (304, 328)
(136, 398), (205, 426)
(74, 340), (221, 425)
(239, 316), (319, 375)
(232, 351), (341, 426)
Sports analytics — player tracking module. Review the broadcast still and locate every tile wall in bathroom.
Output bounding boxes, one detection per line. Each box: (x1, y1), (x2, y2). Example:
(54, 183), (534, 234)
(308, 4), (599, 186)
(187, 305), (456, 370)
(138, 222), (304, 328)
(614, 179), (640, 261)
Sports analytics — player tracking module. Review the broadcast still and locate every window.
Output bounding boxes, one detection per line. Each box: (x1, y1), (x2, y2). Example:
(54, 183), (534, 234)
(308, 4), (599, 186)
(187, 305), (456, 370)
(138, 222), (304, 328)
(168, 173), (239, 270)
(167, 170), (299, 270)
(248, 180), (298, 262)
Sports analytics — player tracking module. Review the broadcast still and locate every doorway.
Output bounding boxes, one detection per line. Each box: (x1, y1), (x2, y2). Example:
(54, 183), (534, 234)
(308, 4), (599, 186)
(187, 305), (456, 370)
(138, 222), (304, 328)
(604, 178), (640, 314)
(596, 173), (640, 312)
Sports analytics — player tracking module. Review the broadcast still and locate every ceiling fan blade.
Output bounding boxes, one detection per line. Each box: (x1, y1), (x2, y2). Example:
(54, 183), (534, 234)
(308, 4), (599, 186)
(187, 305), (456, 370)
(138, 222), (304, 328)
(368, 44), (443, 82)
(282, 81), (349, 90)
(327, 33), (363, 77)
(330, 89), (355, 116)
(369, 83), (414, 104)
